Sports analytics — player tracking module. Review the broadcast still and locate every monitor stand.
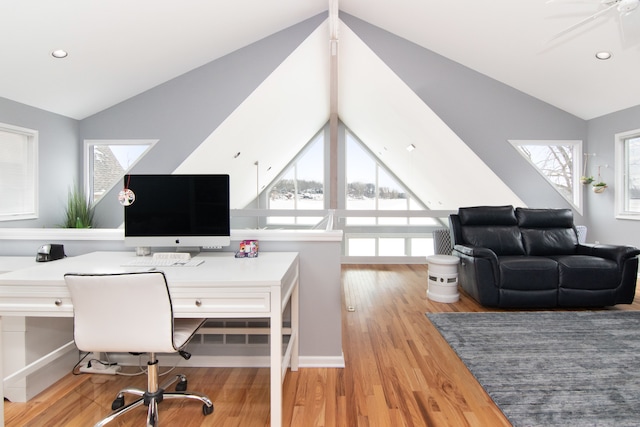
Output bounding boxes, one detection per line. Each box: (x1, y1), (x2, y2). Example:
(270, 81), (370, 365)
(174, 247), (201, 257)
(135, 246), (151, 256)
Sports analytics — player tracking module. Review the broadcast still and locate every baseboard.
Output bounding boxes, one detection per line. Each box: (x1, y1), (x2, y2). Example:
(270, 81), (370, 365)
(298, 355), (345, 368)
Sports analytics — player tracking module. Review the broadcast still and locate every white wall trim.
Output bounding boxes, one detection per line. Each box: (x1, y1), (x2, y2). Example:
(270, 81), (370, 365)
(108, 353), (345, 369)
(0, 228), (343, 242)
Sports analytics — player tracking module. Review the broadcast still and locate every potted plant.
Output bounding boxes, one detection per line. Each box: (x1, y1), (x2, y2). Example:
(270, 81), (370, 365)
(581, 176), (594, 185)
(581, 153), (594, 185)
(60, 185), (95, 228)
(592, 181), (607, 194)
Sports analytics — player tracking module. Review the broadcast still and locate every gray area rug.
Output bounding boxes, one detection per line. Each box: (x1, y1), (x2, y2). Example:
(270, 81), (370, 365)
(426, 311), (640, 427)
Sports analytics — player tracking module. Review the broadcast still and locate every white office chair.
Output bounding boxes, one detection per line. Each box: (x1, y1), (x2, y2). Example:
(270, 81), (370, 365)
(64, 271), (214, 427)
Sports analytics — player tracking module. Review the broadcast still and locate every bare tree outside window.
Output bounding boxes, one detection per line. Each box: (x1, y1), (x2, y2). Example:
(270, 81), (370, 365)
(510, 140), (581, 209)
(518, 144), (573, 200)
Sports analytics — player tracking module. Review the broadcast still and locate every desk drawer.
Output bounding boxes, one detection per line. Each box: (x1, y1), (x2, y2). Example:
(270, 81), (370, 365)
(172, 292), (271, 314)
(0, 296), (73, 315)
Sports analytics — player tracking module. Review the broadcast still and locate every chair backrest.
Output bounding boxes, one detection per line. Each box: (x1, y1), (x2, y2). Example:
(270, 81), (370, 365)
(64, 271), (178, 354)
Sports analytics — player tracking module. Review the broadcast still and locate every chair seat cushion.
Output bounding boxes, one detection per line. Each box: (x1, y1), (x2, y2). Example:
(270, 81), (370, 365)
(498, 256), (558, 290)
(173, 318), (207, 349)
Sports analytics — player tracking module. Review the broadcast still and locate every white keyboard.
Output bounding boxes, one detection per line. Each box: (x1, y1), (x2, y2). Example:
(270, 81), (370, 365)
(122, 258), (204, 267)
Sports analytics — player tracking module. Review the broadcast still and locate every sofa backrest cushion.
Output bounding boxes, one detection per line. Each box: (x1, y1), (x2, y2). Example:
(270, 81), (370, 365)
(458, 205), (518, 226)
(516, 208), (578, 256)
(457, 206), (525, 256)
(516, 208), (574, 228)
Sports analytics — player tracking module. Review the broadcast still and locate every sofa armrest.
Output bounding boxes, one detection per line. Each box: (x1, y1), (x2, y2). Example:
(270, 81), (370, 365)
(577, 243), (640, 265)
(453, 244), (499, 262)
(452, 244), (500, 306)
(454, 244), (499, 283)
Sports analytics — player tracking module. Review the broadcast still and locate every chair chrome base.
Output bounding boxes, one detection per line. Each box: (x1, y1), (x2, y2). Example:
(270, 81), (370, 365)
(94, 356), (213, 427)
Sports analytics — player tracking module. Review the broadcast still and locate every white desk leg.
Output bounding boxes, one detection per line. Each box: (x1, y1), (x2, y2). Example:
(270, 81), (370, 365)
(271, 287), (282, 427)
(291, 281), (299, 371)
(0, 316), (5, 426)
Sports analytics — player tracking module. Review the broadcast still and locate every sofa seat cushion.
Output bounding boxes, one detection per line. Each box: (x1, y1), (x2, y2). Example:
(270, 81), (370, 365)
(498, 256), (558, 290)
(548, 255), (619, 290)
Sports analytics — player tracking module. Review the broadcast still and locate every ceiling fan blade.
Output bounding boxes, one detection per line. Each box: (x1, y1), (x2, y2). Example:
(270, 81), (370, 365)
(549, 2), (620, 40)
(618, 5), (640, 46)
(618, 0), (640, 14)
(546, 0), (600, 3)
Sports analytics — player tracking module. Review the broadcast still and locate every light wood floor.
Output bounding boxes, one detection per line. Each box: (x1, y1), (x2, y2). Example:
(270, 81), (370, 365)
(5, 264), (640, 426)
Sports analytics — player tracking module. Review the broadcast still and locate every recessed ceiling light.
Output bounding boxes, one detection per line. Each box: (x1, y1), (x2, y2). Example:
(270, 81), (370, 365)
(51, 49), (68, 59)
(595, 51), (612, 60)
(406, 144), (416, 152)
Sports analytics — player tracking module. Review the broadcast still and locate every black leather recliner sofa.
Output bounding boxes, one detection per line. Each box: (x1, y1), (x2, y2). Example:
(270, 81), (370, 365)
(449, 205), (640, 308)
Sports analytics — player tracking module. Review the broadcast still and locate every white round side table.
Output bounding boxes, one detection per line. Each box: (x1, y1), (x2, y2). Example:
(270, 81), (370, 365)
(426, 254), (460, 303)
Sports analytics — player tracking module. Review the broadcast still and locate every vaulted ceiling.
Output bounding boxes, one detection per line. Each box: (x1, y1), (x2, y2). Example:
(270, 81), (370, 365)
(2, 0), (639, 121)
(173, 19), (525, 209)
(4, 0), (638, 217)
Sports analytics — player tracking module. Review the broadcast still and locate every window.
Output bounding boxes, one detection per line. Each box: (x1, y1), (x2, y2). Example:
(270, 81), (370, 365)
(263, 127), (439, 259)
(345, 233), (434, 257)
(510, 140), (582, 211)
(0, 123), (38, 221)
(615, 130), (640, 219)
(267, 132), (324, 225)
(344, 131), (437, 258)
(85, 140), (156, 203)
(346, 132), (433, 226)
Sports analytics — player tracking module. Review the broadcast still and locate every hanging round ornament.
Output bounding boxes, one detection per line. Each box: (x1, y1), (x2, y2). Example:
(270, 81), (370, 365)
(118, 188), (136, 206)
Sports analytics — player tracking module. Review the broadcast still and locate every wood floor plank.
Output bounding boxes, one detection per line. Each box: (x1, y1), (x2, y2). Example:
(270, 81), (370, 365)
(5, 263), (639, 426)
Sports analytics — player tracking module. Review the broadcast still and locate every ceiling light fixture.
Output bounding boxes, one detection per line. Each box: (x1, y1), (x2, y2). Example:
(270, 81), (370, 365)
(406, 144), (416, 152)
(51, 49), (68, 59)
(595, 51), (612, 60)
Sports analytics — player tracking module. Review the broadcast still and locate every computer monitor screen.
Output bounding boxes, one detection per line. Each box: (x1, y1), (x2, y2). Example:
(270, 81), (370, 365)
(123, 174), (230, 249)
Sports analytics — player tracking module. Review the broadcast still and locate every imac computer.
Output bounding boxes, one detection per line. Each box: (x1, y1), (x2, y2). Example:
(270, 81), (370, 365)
(123, 174), (230, 251)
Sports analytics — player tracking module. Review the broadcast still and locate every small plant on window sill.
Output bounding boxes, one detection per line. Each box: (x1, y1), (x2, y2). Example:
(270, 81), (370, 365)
(60, 185), (95, 228)
(592, 182), (607, 194)
(581, 176), (594, 185)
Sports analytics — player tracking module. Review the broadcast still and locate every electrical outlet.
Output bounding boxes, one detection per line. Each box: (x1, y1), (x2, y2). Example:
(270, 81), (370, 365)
(79, 362), (121, 375)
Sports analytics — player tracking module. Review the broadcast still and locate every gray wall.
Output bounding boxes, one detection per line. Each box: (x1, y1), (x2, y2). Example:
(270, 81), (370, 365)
(1, 13), (640, 247)
(586, 105), (640, 247)
(341, 13), (588, 219)
(0, 98), (79, 228)
(81, 14), (326, 229)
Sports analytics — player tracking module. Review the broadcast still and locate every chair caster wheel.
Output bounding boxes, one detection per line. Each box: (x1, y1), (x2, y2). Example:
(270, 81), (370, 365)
(111, 395), (125, 410)
(176, 378), (187, 392)
(203, 403), (214, 415)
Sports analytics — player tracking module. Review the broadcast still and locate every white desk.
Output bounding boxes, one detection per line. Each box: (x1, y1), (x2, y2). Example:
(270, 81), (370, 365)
(0, 251), (299, 427)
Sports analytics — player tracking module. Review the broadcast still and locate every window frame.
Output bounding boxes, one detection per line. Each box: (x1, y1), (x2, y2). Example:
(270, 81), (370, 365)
(84, 139), (156, 203)
(509, 139), (583, 214)
(345, 130), (435, 226)
(615, 129), (640, 220)
(265, 131), (325, 226)
(0, 122), (38, 221)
